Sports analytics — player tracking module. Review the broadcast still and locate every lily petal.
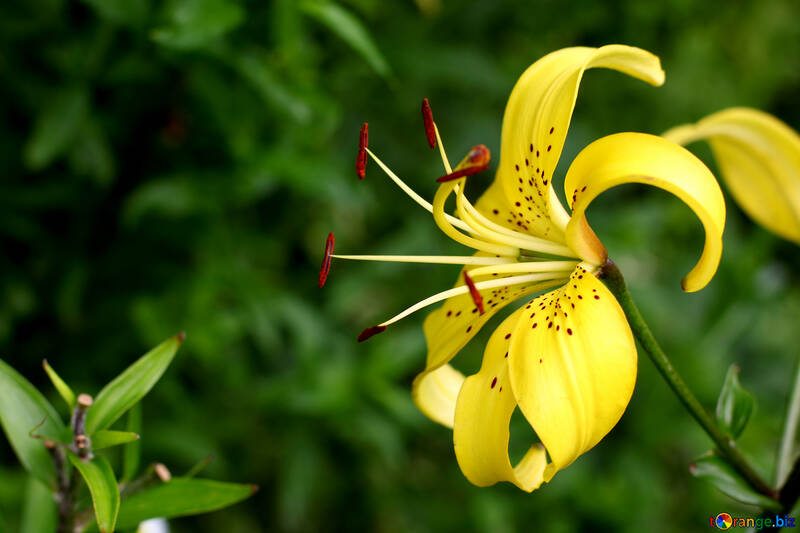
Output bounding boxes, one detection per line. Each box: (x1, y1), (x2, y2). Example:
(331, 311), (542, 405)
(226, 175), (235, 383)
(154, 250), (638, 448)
(491, 45), (665, 242)
(508, 264), (637, 480)
(453, 307), (548, 491)
(413, 264), (562, 427)
(564, 132), (725, 292)
(663, 108), (800, 244)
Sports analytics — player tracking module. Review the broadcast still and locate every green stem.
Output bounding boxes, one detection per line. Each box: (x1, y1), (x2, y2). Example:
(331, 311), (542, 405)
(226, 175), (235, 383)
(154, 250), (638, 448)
(599, 260), (777, 500)
(777, 355), (800, 487)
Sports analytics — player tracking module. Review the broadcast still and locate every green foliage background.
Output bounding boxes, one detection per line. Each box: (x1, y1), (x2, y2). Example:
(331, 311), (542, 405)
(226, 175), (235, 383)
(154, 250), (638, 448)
(2, 0), (800, 531)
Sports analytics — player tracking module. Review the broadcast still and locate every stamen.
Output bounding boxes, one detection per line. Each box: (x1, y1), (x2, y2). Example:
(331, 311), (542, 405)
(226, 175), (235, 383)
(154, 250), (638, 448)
(356, 123), (368, 180)
(463, 271), (484, 314)
(358, 325), (387, 342)
(365, 148), (474, 233)
(421, 98), (436, 149)
(453, 187), (578, 257)
(432, 181), (519, 256)
(318, 233), (335, 287)
(467, 260), (578, 279)
(434, 125), (452, 173)
(332, 254), (514, 266)
(378, 275), (564, 327)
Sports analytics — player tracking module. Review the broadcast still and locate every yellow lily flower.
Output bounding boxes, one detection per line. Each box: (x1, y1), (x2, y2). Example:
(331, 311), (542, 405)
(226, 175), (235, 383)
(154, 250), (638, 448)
(324, 45), (725, 492)
(664, 108), (800, 244)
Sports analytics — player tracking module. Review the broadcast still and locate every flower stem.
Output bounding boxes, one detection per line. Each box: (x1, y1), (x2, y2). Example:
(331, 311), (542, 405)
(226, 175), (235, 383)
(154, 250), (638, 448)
(599, 259), (777, 500)
(776, 355), (800, 487)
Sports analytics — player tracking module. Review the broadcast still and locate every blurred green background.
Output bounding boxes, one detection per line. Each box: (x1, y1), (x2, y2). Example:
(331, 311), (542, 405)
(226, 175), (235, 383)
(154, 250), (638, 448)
(2, 0), (800, 531)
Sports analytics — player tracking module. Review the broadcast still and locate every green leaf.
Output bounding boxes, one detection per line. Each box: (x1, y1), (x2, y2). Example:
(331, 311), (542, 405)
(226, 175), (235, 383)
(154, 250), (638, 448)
(0, 359), (65, 485)
(85, 333), (184, 435)
(690, 452), (779, 509)
(115, 478), (256, 529)
(23, 86), (88, 171)
(42, 360), (76, 411)
(151, 0), (244, 50)
(20, 477), (57, 533)
(301, 1), (391, 78)
(68, 453), (120, 533)
(122, 404), (142, 483)
(716, 364), (755, 439)
(92, 430), (140, 451)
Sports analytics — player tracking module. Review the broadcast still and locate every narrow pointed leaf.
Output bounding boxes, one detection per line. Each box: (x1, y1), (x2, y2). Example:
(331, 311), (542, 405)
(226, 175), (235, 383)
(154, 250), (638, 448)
(114, 478), (257, 529)
(42, 360), (76, 411)
(20, 477), (57, 533)
(122, 404), (142, 483)
(85, 334), (183, 434)
(92, 430), (140, 451)
(0, 359), (65, 485)
(715, 364), (755, 439)
(68, 453), (120, 533)
(301, 1), (391, 78)
(690, 452), (779, 509)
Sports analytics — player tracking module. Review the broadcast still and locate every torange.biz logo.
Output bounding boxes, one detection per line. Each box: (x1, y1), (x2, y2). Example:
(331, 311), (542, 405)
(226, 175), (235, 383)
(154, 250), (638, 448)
(710, 512), (795, 530)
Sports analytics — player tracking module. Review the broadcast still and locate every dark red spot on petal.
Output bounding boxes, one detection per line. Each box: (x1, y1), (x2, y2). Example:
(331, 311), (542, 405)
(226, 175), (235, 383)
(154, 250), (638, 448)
(491, 377), (497, 389)
(567, 328), (573, 335)
(549, 126), (554, 134)
(318, 232), (335, 287)
(504, 333), (511, 340)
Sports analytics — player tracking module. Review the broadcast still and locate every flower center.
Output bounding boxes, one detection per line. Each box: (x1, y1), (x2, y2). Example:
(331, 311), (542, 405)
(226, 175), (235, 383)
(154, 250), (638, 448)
(321, 99), (582, 339)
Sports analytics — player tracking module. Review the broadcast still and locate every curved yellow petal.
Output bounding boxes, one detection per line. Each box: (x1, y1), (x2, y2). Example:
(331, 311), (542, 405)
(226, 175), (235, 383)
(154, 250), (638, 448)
(413, 261), (563, 427)
(496, 45), (665, 242)
(453, 307), (548, 492)
(664, 108), (800, 244)
(564, 132), (725, 292)
(508, 264), (637, 478)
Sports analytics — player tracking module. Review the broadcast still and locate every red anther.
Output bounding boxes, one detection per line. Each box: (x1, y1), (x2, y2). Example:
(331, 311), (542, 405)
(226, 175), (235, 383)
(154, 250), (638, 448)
(436, 164), (489, 182)
(356, 123), (368, 180)
(318, 232), (335, 288)
(421, 98), (436, 149)
(463, 271), (484, 315)
(358, 325), (387, 342)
